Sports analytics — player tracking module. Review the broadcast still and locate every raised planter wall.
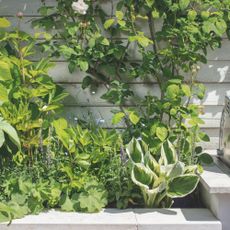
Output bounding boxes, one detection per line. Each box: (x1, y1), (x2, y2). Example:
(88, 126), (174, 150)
(0, 209), (221, 230)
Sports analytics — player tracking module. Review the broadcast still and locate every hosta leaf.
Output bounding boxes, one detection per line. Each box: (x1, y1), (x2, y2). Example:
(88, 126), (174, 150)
(132, 163), (153, 189)
(126, 138), (144, 163)
(167, 174), (199, 198)
(161, 140), (177, 165)
(167, 162), (185, 178)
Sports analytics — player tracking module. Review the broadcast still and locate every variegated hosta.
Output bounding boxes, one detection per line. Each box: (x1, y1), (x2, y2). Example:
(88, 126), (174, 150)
(126, 138), (200, 208)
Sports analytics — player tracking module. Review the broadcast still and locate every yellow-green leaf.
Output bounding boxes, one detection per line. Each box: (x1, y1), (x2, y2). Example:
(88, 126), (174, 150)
(0, 18), (11, 28)
(104, 19), (115, 29)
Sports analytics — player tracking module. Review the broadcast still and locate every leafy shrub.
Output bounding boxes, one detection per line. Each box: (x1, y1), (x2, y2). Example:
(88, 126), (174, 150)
(33, 0), (230, 165)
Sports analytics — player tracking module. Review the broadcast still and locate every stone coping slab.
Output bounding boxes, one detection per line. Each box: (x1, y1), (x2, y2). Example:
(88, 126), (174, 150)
(0, 208), (221, 230)
(200, 150), (230, 194)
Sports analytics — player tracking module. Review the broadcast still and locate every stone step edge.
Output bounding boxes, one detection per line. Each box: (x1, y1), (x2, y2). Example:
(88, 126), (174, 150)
(200, 149), (230, 194)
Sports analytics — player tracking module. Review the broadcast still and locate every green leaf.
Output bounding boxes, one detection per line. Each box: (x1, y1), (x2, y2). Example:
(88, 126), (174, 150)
(152, 9), (160, 19)
(145, 0), (154, 7)
(79, 60), (89, 71)
(156, 126), (168, 142)
(0, 18), (11, 28)
(179, 0), (190, 10)
(112, 112), (125, 125)
(0, 61), (12, 81)
(78, 186), (107, 212)
(0, 117), (20, 148)
(188, 10), (197, 21)
(131, 163), (153, 189)
(166, 84), (180, 99)
(129, 112), (140, 125)
(0, 84), (8, 105)
(182, 84), (191, 97)
(198, 132), (210, 142)
(161, 140), (178, 165)
(60, 194), (75, 212)
(198, 153), (213, 165)
(167, 174), (199, 198)
(116, 11), (124, 20)
(104, 18), (115, 29)
(126, 138), (144, 163)
(0, 130), (5, 148)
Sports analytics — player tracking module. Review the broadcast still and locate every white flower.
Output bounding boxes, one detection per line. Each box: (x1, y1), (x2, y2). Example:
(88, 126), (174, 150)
(72, 0), (89, 15)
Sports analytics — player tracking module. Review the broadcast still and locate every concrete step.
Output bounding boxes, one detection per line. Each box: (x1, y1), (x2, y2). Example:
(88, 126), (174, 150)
(200, 149), (230, 230)
(0, 208), (221, 230)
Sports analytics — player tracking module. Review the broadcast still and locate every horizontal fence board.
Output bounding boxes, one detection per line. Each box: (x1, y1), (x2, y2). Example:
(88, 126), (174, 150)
(0, 0), (119, 16)
(61, 104), (223, 128)
(49, 60), (230, 83)
(60, 83), (230, 106)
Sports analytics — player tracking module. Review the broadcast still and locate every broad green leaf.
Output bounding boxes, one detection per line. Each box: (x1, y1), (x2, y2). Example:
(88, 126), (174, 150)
(116, 11), (124, 20)
(215, 19), (227, 35)
(198, 132), (210, 142)
(132, 163), (153, 189)
(112, 112), (125, 125)
(129, 112), (140, 125)
(0, 18), (11, 28)
(104, 19), (115, 29)
(0, 118), (20, 148)
(198, 153), (213, 165)
(166, 84), (180, 99)
(179, 0), (190, 10)
(156, 126), (168, 142)
(79, 60), (89, 71)
(0, 61), (12, 81)
(60, 195), (75, 212)
(126, 138), (144, 163)
(167, 174), (199, 198)
(78, 187), (107, 213)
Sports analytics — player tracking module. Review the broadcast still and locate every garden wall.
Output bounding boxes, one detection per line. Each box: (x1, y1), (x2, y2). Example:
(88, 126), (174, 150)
(1, 0), (230, 150)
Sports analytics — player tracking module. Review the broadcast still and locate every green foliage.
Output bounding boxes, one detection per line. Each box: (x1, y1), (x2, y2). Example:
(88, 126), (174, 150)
(33, 0), (229, 165)
(126, 138), (200, 208)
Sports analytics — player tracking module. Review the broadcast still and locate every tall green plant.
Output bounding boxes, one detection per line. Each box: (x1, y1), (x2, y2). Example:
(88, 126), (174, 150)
(0, 17), (68, 165)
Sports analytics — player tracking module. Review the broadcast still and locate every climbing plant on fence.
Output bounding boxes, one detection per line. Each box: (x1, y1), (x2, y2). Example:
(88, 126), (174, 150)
(33, 0), (230, 163)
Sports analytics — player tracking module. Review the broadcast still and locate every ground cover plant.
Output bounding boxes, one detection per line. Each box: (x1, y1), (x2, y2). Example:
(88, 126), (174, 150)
(0, 0), (229, 224)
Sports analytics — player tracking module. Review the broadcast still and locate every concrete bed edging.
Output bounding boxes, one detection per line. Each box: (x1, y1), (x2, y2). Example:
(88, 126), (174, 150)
(0, 208), (221, 230)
